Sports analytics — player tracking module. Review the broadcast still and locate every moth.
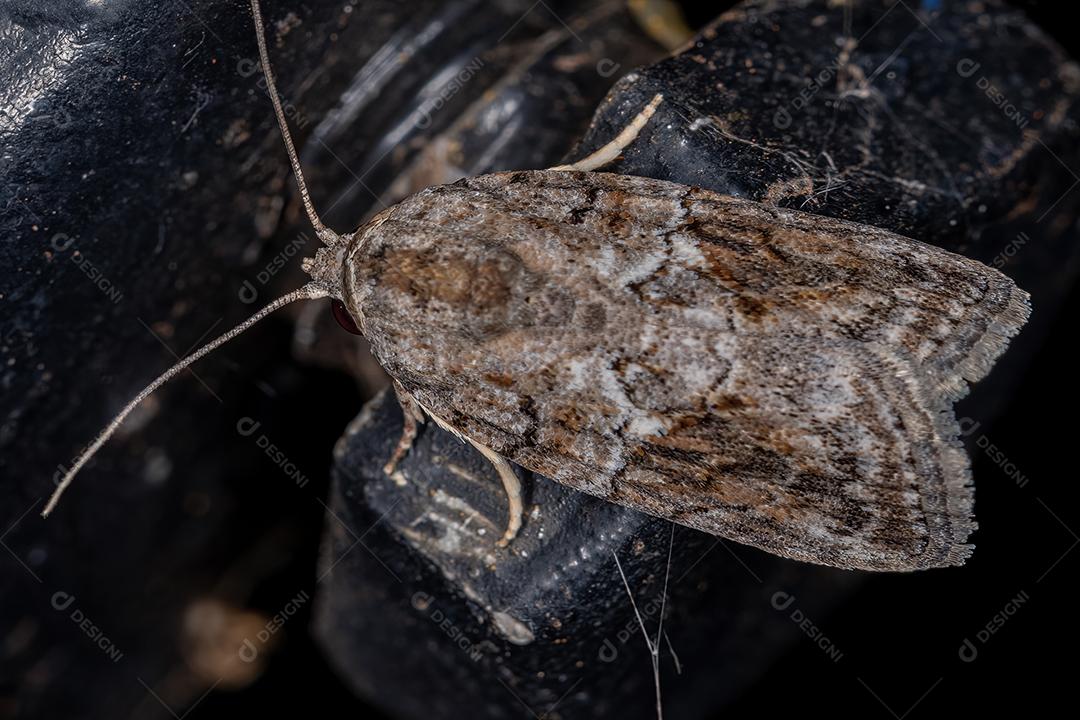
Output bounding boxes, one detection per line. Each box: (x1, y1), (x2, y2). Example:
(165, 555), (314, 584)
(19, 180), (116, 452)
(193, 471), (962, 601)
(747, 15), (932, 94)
(43, 0), (1030, 572)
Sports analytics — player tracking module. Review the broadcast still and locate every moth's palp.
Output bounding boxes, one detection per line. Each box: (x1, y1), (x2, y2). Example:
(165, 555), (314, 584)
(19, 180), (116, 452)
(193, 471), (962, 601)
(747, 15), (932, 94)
(383, 381), (425, 476)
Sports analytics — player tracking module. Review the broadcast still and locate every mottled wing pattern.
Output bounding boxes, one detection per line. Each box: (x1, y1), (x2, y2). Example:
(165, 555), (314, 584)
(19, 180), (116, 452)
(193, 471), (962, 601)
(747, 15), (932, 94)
(347, 171), (1029, 571)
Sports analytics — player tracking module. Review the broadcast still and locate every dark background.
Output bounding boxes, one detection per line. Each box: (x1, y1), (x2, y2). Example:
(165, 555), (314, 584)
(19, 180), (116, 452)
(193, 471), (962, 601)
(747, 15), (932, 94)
(2, 1), (1076, 718)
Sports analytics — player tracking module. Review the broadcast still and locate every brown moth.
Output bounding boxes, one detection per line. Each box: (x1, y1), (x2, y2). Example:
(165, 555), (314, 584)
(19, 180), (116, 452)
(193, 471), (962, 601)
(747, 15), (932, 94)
(43, 0), (1030, 572)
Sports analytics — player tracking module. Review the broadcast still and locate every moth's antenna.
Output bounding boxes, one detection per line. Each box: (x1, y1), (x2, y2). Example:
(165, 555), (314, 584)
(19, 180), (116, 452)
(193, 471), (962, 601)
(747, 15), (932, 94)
(42, 284), (330, 517)
(249, 0), (337, 245)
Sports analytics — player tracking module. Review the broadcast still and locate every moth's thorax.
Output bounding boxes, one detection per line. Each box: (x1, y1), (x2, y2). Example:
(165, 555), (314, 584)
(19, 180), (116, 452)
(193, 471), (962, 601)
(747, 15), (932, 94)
(341, 207), (399, 336)
(344, 190), (574, 344)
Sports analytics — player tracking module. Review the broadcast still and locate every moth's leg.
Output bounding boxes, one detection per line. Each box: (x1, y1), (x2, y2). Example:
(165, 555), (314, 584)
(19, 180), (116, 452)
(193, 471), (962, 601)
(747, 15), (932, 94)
(383, 381), (426, 476)
(412, 399), (524, 547)
(549, 93), (663, 172)
(463, 437), (524, 548)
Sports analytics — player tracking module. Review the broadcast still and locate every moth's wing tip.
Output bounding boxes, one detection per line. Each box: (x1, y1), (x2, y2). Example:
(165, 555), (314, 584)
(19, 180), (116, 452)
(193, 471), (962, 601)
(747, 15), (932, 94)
(891, 539), (975, 572)
(957, 280), (1032, 382)
(891, 276), (1030, 572)
(910, 375), (980, 571)
(941, 541), (976, 568)
(929, 277), (1033, 403)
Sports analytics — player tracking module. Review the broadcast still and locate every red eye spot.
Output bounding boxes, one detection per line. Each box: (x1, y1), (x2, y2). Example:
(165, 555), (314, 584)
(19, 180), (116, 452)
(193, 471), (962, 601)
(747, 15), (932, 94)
(331, 299), (362, 335)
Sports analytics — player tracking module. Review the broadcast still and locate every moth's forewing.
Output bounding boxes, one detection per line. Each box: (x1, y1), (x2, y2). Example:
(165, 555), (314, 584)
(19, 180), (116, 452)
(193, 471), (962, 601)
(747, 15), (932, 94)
(348, 171), (1029, 571)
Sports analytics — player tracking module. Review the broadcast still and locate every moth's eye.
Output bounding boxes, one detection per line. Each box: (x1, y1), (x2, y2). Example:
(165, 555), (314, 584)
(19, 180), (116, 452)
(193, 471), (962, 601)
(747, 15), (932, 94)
(331, 299), (362, 335)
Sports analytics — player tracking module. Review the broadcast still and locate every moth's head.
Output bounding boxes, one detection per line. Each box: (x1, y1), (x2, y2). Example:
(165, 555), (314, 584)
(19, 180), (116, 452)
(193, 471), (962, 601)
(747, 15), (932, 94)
(301, 240), (348, 300)
(301, 238), (366, 336)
